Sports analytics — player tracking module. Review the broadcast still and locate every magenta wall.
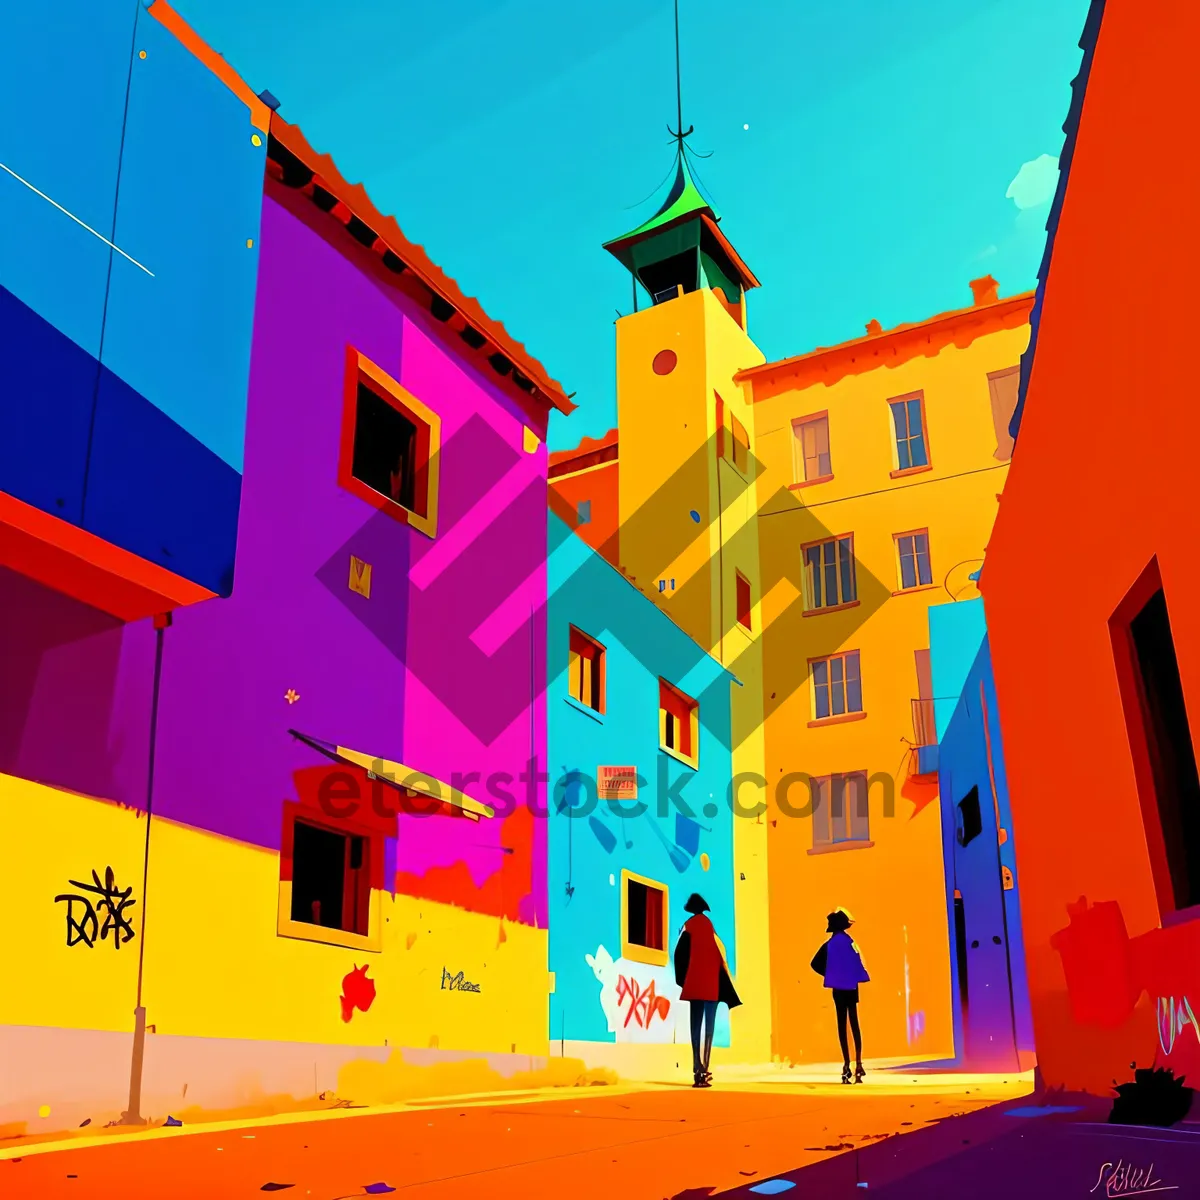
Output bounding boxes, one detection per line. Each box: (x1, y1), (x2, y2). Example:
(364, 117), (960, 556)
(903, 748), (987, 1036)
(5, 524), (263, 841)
(0, 189), (550, 929)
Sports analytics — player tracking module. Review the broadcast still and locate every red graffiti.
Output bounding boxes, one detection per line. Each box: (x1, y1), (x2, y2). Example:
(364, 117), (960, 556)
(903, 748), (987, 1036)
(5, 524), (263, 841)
(615, 974), (671, 1029)
(340, 964), (376, 1022)
(1051, 896), (1200, 1033)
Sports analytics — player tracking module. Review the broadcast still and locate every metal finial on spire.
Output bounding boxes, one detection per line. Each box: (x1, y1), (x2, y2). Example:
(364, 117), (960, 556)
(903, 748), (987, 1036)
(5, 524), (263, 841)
(667, 0), (693, 147)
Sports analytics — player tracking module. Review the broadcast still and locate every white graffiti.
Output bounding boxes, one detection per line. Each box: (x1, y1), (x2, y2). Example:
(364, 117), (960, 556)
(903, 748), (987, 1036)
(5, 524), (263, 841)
(586, 944), (689, 1045)
(1157, 995), (1200, 1057)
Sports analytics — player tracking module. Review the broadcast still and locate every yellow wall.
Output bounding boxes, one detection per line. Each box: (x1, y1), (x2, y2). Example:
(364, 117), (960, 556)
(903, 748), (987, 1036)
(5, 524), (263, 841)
(749, 320), (1029, 1065)
(613, 287), (773, 1062)
(2, 772), (549, 1117)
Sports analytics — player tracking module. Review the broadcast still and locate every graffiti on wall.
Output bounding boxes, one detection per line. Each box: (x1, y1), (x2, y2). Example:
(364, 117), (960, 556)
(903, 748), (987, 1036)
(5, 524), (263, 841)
(615, 974), (671, 1029)
(441, 967), (481, 993)
(1157, 996), (1200, 1057)
(54, 867), (136, 949)
(1052, 897), (1200, 1072)
(340, 964), (377, 1022)
(587, 945), (687, 1043)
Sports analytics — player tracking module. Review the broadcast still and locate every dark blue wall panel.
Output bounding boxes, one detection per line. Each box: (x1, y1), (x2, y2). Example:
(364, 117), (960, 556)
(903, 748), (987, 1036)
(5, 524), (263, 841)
(0, 285), (95, 524)
(86, 366), (242, 596)
(0, 1), (261, 596)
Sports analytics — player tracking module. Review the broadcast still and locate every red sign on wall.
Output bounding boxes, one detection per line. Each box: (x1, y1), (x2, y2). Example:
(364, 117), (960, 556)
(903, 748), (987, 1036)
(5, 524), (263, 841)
(598, 766), (638, 801)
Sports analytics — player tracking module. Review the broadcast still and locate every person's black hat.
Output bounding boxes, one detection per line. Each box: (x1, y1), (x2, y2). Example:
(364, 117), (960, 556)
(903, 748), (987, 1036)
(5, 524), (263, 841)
(684, 893), (710, 914)
(826, 908), (853, 932)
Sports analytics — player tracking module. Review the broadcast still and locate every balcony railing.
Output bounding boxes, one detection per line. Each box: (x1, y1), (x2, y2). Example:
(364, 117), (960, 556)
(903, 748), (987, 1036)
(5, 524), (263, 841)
(910, 698), (939, 781)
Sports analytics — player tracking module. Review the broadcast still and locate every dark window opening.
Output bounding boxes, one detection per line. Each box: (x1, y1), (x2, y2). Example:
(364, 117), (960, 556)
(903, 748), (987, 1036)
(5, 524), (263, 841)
(626, 878), (665, 952)
(954, 894), (969, 1019)
(639, 249), (699, 304)
(568, 626), (604, 713)
(1129, 588), (1200, 910)
(352, 382), (419, 514)
(736, 572), (752, 630)
(290, 820), (370, 936)
(660, 679), (696, 760)
(958, 786), (982, 847)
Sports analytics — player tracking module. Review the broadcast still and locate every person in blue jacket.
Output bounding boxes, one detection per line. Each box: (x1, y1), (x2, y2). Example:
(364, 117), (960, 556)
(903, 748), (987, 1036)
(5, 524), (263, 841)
(810, 907), (870, 1083)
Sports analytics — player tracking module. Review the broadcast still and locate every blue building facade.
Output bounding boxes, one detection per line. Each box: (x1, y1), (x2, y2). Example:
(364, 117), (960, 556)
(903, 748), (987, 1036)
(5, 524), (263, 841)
(547, 512), (736, 1057)
(929, 598), (1035, 1070)
(0, 0), (264, 616)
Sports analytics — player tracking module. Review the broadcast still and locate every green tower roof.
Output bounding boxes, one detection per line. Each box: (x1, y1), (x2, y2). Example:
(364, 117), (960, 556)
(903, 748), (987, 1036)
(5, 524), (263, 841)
(604, 151), (717, 255)
(603, 147), (759, 291)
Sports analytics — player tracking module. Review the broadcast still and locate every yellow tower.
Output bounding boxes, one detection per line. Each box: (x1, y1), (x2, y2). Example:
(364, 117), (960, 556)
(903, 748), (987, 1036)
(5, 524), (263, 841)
(602, 150), (774, 1063)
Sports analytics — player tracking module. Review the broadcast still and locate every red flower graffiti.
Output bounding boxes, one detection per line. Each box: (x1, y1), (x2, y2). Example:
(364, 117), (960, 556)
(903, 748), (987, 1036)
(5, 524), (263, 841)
(340, 964), (377, 1022)
(616, 974), (671, 1029)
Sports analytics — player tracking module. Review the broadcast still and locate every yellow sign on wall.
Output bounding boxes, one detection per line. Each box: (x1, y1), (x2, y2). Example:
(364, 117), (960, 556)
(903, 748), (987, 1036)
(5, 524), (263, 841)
(348, 555), (372, 598)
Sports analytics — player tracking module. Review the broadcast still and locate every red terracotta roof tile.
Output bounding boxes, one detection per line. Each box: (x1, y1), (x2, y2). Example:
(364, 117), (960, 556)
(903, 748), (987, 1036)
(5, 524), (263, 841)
(271, 119), (574, 416)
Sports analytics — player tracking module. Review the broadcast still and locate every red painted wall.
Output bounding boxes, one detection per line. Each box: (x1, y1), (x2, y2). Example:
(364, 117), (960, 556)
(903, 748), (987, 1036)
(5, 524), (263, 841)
(548, 460), (619, 566)
(983, 0), (1200, 1093)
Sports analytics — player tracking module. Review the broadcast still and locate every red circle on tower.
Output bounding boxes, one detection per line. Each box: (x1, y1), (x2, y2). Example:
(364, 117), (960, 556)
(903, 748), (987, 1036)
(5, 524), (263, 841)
(652, 349), (677, 376)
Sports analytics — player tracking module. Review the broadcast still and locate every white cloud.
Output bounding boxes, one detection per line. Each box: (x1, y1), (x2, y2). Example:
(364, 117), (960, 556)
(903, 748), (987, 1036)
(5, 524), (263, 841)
(1006, 154), (1059, 210)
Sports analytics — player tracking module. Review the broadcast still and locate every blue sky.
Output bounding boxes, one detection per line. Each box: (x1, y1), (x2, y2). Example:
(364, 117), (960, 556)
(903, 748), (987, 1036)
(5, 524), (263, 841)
(183, 0), (1089, 449)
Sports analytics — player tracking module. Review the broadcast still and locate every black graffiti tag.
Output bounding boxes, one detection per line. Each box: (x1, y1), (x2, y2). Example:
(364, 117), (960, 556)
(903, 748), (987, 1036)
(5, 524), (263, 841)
(55, 867), (137, 949)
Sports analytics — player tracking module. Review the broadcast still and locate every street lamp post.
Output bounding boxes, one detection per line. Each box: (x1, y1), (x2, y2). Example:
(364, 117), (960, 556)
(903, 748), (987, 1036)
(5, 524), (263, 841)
(121, 610), (170, 1125)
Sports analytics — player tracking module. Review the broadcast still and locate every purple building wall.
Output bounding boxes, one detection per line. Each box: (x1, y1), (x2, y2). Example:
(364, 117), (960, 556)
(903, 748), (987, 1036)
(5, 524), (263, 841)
(0, 185), (551, 930)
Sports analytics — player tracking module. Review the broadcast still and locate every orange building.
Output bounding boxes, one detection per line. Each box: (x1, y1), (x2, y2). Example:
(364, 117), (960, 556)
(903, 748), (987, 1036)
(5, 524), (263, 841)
(548, 430), (619, 565)
(983, 0), (1200, 1095)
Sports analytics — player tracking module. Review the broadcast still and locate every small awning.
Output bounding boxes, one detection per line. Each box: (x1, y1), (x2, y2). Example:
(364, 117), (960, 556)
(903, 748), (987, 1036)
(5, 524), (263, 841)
(289, 730), (494, 820)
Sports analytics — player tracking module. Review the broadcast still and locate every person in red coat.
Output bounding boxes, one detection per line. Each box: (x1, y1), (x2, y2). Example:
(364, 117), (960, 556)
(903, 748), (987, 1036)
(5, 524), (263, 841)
(673, 893), (741, 1087)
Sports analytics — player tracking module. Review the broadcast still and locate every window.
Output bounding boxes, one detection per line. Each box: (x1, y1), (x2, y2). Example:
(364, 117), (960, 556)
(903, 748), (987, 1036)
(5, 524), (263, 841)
(730, 412), (750, 474)
(912, 648), (936, 747)
(792, 413), (832, 483)
(659, 679), (699, 765)
(889, 393), (929, 474)
(957, 786), (983, 847)
(811, 772), (870, 848)
(577, 499), (592, 526)
(802, 535), (857, 611)
(339, 348), (441, 537)
(894, 530), (933, 591)
(716, 391), (751, 475)
(1119, 585), (1200, 911)
(987, 367), (1020, 461)
(736, 571), (753, 630)
(290, 817), (371, 937)
(811, 651), (862, 721)
(622, 870), (668, 966)
(568, 626), (605, 713)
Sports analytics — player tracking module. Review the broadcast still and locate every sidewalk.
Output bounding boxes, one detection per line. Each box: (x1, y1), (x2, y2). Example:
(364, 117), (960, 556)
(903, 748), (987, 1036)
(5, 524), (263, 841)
(717, 1094), (1200, 1198)
(0, 1070), (1032, 1199)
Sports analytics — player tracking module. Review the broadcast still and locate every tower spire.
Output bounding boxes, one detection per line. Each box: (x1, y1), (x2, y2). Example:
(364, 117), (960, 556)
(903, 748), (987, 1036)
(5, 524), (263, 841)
(602, 0), (759, 310)
(668, 0), (693, 149)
